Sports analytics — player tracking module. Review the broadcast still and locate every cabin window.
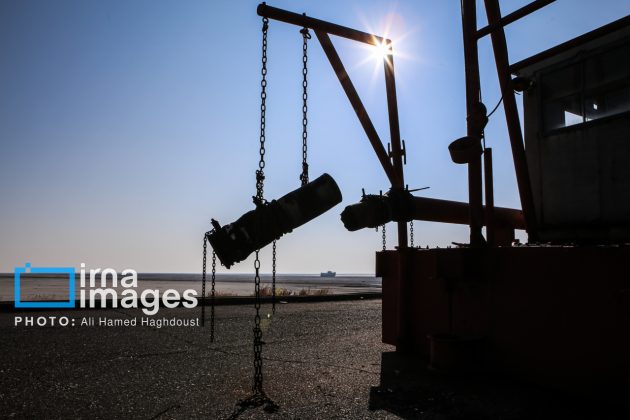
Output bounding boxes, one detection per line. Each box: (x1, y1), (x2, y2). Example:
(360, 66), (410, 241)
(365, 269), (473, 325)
(541, 42), (630, 131)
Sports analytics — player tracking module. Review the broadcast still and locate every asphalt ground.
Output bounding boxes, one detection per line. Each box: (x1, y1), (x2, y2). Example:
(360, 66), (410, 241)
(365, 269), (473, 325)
(1, 300), (628, 419)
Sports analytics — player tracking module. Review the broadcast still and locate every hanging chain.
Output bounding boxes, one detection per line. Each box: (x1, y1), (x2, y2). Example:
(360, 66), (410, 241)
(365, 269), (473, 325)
(299, 27), (311, 186)
(381, 224), (387, 251)
(210, 249), (216, 341)
(201, 234), (216, 341)
(253, 251), (264, 395)
(272, 240), (276, 313)
(254, 17), (269, 207)
(201, 234), (207, 327)
(251, 16), (269, 398)
(410, 220), (414, 248)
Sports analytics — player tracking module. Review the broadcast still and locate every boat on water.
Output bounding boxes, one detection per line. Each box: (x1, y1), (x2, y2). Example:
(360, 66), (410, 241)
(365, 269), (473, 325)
(320, 271), (336, 277)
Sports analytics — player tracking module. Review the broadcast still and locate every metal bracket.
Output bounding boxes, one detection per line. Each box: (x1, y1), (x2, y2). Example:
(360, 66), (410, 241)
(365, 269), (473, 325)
(402, 139), (407, 165)
(388, 140), (407, 165)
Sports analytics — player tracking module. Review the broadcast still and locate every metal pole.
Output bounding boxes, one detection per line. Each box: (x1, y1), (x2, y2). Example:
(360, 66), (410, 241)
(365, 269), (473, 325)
(476, 0), (555, 39)
(461, 0), (485, 247)
(483, 0), (539, 240)
(411, 196), (525, 230)
(484, 148), (496, 246)
(315, 31), (401, 186)
(257, 3), (386, 46)
(383, 43), (408, 249)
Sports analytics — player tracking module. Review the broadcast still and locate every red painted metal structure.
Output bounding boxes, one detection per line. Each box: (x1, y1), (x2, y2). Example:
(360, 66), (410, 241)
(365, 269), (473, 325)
(257, 2), (630, 389)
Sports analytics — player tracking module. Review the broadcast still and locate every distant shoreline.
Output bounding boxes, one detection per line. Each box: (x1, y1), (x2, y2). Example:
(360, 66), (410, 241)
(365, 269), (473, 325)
(0, 273), (378, 280)
(1, 273), (381, 301)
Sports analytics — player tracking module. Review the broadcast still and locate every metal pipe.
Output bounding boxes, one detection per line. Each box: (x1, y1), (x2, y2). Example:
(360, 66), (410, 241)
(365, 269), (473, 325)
(383, 45), (408, 248)
(314, 30), (401, 186)
(461, 0), (485, 247)
(257, 3), (387, 46)
(476, 0), (555, 39)
(484, 148), (495, 245)
(411, 196), (525, 230)
(483, 0), (539, 240)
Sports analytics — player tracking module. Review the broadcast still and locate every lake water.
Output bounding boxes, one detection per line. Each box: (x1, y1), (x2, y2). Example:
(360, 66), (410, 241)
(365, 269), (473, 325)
(1, 273), (381, 302)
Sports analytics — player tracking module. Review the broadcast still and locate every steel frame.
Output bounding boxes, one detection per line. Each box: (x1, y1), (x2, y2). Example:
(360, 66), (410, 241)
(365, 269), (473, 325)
(257, 1), (551, 247)
(258, 3), (408, 248)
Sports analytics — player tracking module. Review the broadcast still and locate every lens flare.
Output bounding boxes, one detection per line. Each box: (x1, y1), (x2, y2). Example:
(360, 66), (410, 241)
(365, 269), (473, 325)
(371, 39), (392, 61)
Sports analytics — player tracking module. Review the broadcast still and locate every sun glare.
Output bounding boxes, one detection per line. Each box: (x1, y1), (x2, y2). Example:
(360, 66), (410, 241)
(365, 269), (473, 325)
(371, 39), (393, 61)
(352, 8), (417, 87)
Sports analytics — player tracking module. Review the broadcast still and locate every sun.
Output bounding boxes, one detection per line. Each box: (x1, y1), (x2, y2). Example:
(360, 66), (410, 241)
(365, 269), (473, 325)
(351, 8), (417, 87)
(371, 39), (393, 61)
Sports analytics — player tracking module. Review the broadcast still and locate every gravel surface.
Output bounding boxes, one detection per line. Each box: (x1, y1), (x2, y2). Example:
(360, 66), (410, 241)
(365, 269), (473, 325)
(1, 300), (628, 419)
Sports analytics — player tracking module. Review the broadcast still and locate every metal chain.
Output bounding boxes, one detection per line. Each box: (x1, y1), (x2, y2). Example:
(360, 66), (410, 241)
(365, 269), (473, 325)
(254, 17), (269, 207)
(201, 234), (207, 327)
(251, 16), (269, 397)
(299, 27), (311, 186)
(272, 240), (276, 314)
(253, 251), (264, 395)
(410, 220), (414, 248)
(381, 224), (387, 251)
(210, 249), (216, 341)
(201, 234), (216, 341)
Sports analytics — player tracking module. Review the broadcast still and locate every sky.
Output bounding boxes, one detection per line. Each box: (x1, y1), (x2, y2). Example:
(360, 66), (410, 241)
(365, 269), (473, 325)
(1, 0), (628, 274)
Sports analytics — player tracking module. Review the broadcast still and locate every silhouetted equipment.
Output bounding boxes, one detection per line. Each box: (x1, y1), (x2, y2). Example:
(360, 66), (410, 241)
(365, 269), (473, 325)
(208, 174), (342, 268)
(376, 3), (630, 393)
(341, 189), (413, 231)
(411, 195), (524, 229)
(510, 76), (534, 92)
(467, 101), (489, 135)
(448, 136), (483, 164)
(341, 185), (526, 235)
(207, 1), (630, 398)
(513, 16), (630, 243)
(257, 2), (409, 248)
(202, 14), (334, 412)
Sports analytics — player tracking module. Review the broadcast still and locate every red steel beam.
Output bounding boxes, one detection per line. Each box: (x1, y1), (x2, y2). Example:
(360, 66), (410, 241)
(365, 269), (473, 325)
(258, 3), (407, 245)
(476, 0), (556, 39)
(257, 3), (386, 46)
(483, 0), (539, 239)
(383, 48), (404, 188)
(484, 148), (496, 245)
(383, 44), (408, 248)
(461, 0), (485, 247)
(315, 30), (401, 187)
(412, 196), (525, 230)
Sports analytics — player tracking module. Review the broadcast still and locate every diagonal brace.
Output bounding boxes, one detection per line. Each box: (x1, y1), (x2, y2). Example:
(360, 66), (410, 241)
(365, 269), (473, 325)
(314, 30), (401, 187)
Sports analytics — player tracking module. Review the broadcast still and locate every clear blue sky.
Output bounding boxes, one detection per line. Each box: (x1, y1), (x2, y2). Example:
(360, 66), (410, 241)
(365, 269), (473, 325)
(1, 0), (628, 274)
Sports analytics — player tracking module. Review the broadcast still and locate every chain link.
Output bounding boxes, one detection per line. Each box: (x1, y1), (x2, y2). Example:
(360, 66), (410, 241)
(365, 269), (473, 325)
(410, 220), (414, 248)
(210, 249), (216, 341)
(201, 234), (207, 327)
(381, 224), (387, 251)
(299, 27), (311, 186)
(251, 16), (269, 397)
(253, 251), (264, 395)
(255, 17), (269, 206)
(272, 240), (276, 314)
(201, 234), (216, 341)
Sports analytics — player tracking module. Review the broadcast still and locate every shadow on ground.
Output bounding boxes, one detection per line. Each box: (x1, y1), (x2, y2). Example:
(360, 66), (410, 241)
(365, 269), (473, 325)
(369, 351), (630, 420)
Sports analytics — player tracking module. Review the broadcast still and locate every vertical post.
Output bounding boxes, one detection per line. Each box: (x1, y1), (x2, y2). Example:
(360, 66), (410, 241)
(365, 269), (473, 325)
(483, 0), (538, 240)
(383, 41), (408, 249)
(461, 0), (485, 247)
(484, 148), (495, 246)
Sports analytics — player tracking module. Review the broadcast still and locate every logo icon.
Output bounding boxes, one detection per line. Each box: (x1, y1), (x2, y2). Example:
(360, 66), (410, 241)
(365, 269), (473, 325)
(14, 263), (75, 308)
